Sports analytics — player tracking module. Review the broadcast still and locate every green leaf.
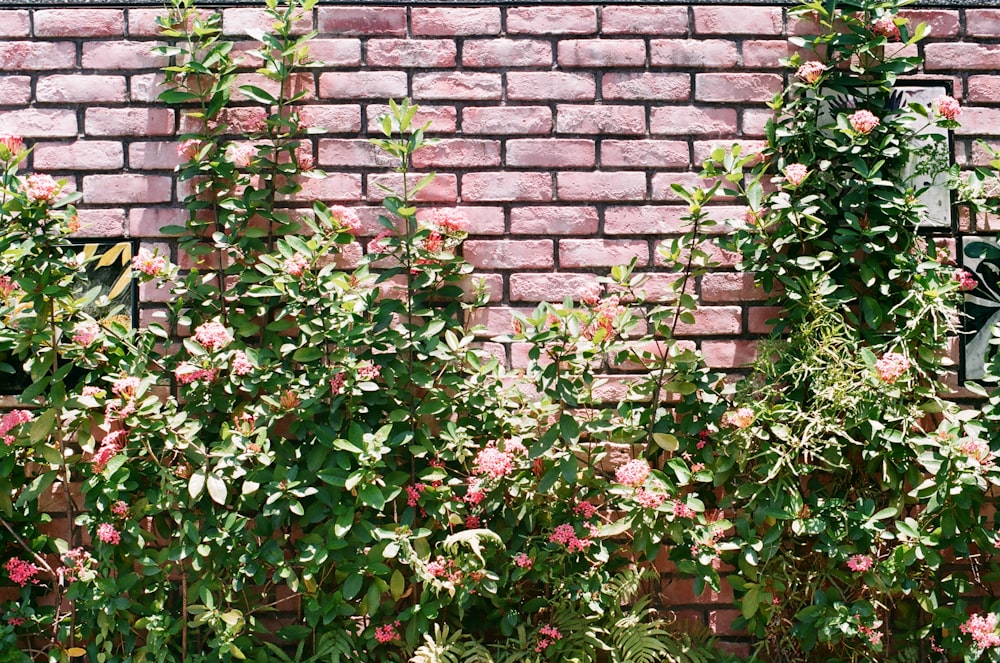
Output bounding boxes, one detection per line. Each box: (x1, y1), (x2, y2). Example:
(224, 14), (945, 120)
(390, 570), (405, 600)
(292, 346), (324, 363)
(343, 573), (363, 600)
(189, 471), (206, 500)
(206, 474), (227, 505)
(559, 413), (580, 441)
(653, 433), (679, 451)
(239, 85), (277, 104)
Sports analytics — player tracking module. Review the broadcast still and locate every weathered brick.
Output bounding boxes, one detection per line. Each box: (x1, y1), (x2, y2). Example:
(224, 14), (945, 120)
(741, 40), (795, 68)
(308, 39), (363, 67)
(603, 72), (690, 100)
(222, 8), (312, 36)
(510, 206), (599, 235)
(300, 105), (362, 133)
(318, 139), (397, 168)
(925, 44), (1000, 70)
(504, 138), (595, 170)
(557, 40), (646, 67)
(602, 140), (689, 168)
(464, 240), (554, 269)
(82, 41), (166, 70)
(412, 8), (502, 36)
(413, 72), (502, 100)
(694, 6), (782, 35)
(441, 206), (505, 235)
(83, 174), (172, 204)
(560, 239), (649, 268)
(557, 172), (647, 201)
(605, 206), (690, 235)
(556, 105), (646, 135)
(0, 109), (78, 137)
(651, 106), (739, 136)
(701, 339), (758, 368)
(317, 7), (406, 35)
(128, 142), (184, 170)
(955, 108), (1000, 136)
(701, 272), (768, 303)
(0, 77), (31, 106)
(696, 73), (783, 103)
(707, 609), (743, 637)
(86, 108), (174, 136)
(462, 39), (552, 68)
(367, 104), (456, 133)
(35, 9), (124, 37)
(34, 141), (124, 171)
(898, 10), (959, 37)
(411, 139), (501, 168)
(510, 274), (601, 302)
(651, 172), (723, 201)
(368, 173), (456, 202)
(367, 40), (457, 68)
(130, 73), (167, 103)
(748, 306), (782, 334)
(462, 172), (553, 202)
(967, 76), (1000, 103)
(693, 140), (766, 165)
(36, 75), (127, 103)
(463, 107), (551, 135)
(0, 11), (30, 37)
(507, 7), (597, 35)
(966, 9), (1000, 37)
(651, 39), (738, 68)
(279, 174), (364, 203)
(129, 207), (187, 238)
(508, 72), (595, 101)
(673, 307), (742, 336)
(127, 8), (180, 37)
(0, 42), (76, 71)
(319, 72), (407, 99)
(601, 6), (688, 35)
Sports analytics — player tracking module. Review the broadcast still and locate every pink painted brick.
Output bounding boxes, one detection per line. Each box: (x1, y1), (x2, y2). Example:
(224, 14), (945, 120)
(601, 7), (688, 35)
(696, 73), (783, 103)
(510, 206), (599, 235)
(411, 139), (501, 168)
(76, 208), (126, 237)
(507, 139), (595, 168)
(462, 172), (553, 202)
(651, 40), (738, 68)
(128, 142), (183, 170)
(674, 306), (742, 336)
(462, 39), (552, 68)
(279, 174), (364, 203)
(560, 240), (649, 268)
(83, 174), (172, 204)
(557, 40), (646, 67)
(462, 107), (551, 134)
(468, 306), (533, 336)
(442, 206), (505, 235)
(603, 73), (690, 100)
(694, 6), (782, 35)
(82, 41), (166, 70)
(34, 141), (124, 171)
(319, 72), (407, 99)
(693, 140), (766, 165)
(367, 40), (457, 68)
(508, 7), (597, 35)
(86, 108), (174, 137)
(955, 108), (1000, 136)
(368, 173), (457, 202)
(0, 109), (77, 137)
(129, 207), (186, 238)
(318, 139), (397, 168)
(0, 11), (30, 37)
(742, 109), (772, 138)
(748, 306), (782, 334)
(925, 44), (1000, 70)
(317, 7), (406, 35)
(308, 39), (363, 67)
(740, 41), (795, 68)
(130, 73), (166, 103)
(605, 206), (690, 235)
(413, 72), (502, 100)
(0, 42), (76, 71)
(127, 9), (183, 37)
(36, 75), (127, 103)
(968, 76), (1000, 103)
(651, 106), (738, 136)
(464, 240), (554, 269)
(300, 105), (362, 133)
(967, 10), (1000, 37)
(510, 274), (601, 302)
(602, 140), (689, 168)
(412, 8), (502, 36)
(222, 8), (312, 36)
(556, 105), (646, 135)
(367, 104), (456, 133)
(557, 172), (646, 202)
(651, 172), (722, 201)
(232, 72), (314, 103)
(701, 273), (768, 303)
(0, 77), (31, 105)
(508, 72), (595, 101)
(702, 340), (758, 368)
(35, 9), (124, 37)
(898, 10), (958, 37)
(610, 274), (691, 303)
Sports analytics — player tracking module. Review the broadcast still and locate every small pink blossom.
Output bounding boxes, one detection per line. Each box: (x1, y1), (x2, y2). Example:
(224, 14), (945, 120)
(356, 361), (380, 382)
(961, 613), (1000, 650)
(849, 109), (880, 135)
(131, 248), (168, 277)
(283, 252), (309, 277)
(0, 409), (33, 446)
(96, 523), (121, 545)
(23, 174), (60, 203)
(955, 268), (978, 291)
(514, 552), (533, 569)
(426, 557), (448, 578)
(871, 16), (901, 40)
(175, 363), (217, 385)
(367, 229), (394, 255)
(846, 554), (874, 572)
(421, 208), (467, 235)
(465, 515), (481, 528)
(329, 205), (361, 235)
(81, 386), (105, 398)
(295, 148), (314, 171)
(959, 438), (992, 465)
(934, 95), (961, 121)
(550, 523), (591, 553)
(0, 134), (23, 157)
(475, 445), (515, 479)
(92, 430), (127, 472)
(111, 501), (129, 517)
(464, 477), (486, 505)
(573, 502), (597, 519)
(784, 163), (809, 187)
(796, 61), (825, 84)
(0, 275), (16, 299)
(225, 143), (256, 168)
(72, 321), (101, 347)
(375, 620), (401, 644)
(5, 558), (40, 587)
(585, 295), (627, 342)
(329, 372), (346, 395)
(112, 376), (141, 400)
(875, 352), (909, 384)
(673, 500), (696, 519)
(724, 407), (755, 429)
(193, 321), (233, 351)
(535, 624), (563, 653)
(636, 489), (665, 509)
(176, 139), (203, 161)
(58, 547), (94, 584)
(231, 350), (253, 376)
(406, 483), (426, 507)
(615, 458), (650, 488)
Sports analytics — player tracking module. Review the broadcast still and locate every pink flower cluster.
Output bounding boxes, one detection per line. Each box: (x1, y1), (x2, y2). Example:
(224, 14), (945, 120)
(673, 500), (696, 519)
(231, 350), (253, 376)
(474, 444), (515, 479)
(329, 205), (361, 235)
(356, 361), (380, 382)
(96, 523), (121, 545)
(784, 163), (809, 186)
(226, 143), (256, 168)
(615, 458), (650, 488)
(464, 477), (486, 505)
(284, 252), (309, 277)
(1, 409), (33, 446)
(367, 229), (394, 255)
(573, 501), (597, 519)
(92, 429), (127, 472)
(849, 110), (880, 135)
(421, 208), (467, 236)
(132, 248), (168, 277)
(846, 554), (874, 572)
(535, 624), (563, 653)
(194, 321), (233, 351)
(955, 268), (978, 292)
(724, 407), (755, 429)
(585, 295), (627, 342)
(176, 139), (203, 161)
(406, 483), (426, 507)
(513, 552), (533, 569)
(796, 61), (825, 84)
(5, 558), (41, 587)
(961, 613), (1000, 650)
(374, 620), (401, 644)
(73, 321), (101, 347)
(875, 352), (909, 384)
(934, 95), (962, 121)
(58, 547), (94, 584)
(549, 523), (592, 553)
(871, 16), (901, 40)
(175, 362), (218, 385)
(112, 376), (141, 400)
(329, 372), (346, 395)
(23, 174), (60, 203)
(958, 438), (993, 466)
(0, 134), (23, 157)
(636, 489), (665, 509)
(0, 275), (16, 299)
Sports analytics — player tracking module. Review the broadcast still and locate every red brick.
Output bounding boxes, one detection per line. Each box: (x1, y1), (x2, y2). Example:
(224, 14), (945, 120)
(955, 108), (1000, 136)
(367, 39), (457, 68)
(130, 73), (166, 103)
(462, 39), (552, 68)
(222, 8), (313, 36)
(127, 8), (180, 37)
(610, 274), (691, 303)
(694, 6), (782, 35)
(462, 172), (553, 202)
(925, 44), (1000, 71)
(507, 7), (597, 35)
(413, 72), (502, 101)
(0, 11), (29, 37)
(742, 109), (773, 138)
(651, 106), (738, 136)
(510, 206), (599, 235)
(232, 72), (314, 103)
(508, 72), (595, 101)
(368, 173), (456, 203)
(463, 107), (551, 135)
(468, 306), (532, 335)
(601, 7), (688, 35)
(129, 207), (186, 238)
(300, 105), (362, 133)
(898, 10), (959, 37)
(128, 142), (184, 170)
(412, 8), (501, 36)
(506, 139), (595, 168)
(560, 239), (649, 268)
(86, 108), (174, 137)
(696, 73), (783, 103)
(82, 41), (166, 70)
(411, 139), (501, 168)
(140, 274), (174, 304)
(708, 609), (742, 637)
(651, 40), (738, 68)
(0, 109), (77, 137)
(279, 174), (363, 203)
(83, 174), (172, 204)
(71, 208), (123, 237)
(603, 72), (690, 101)
(748, 306), (781, 333)
(34, 141), (124, 171)
(35, 9), (124, 37)
(318, 139), (396, 168)
(317, 7), (406, 35)
(0, 77), (31, 105)
(673, 307), (742, 336)
(693, 140), (766, 166)
(464, 240), (554, 269)
(36, 75), (127, 103)
(557, 172), (646, 202)
(367, 104), (456, 133)
(319, 72), (407, 99)
(440, 206), (505, 235)
(967, 10), (1000, 37)
(702, 340), (757, 368)
(741, 40), (795, 68)
(651, 173), (723, 202)
(557, 40), (646, 67)
(308, 39), (362, 67)
(510, 274), (601, 302)
(556, 105), (646, 135)
(605, 206), (689, 235)
(967, 76), (1000, 103)
(0, 42), (76, 71)
(602, 140), (689, 168)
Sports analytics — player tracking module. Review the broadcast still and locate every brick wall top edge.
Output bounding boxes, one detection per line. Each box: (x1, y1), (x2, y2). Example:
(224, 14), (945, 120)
(4, 0), (985, 6)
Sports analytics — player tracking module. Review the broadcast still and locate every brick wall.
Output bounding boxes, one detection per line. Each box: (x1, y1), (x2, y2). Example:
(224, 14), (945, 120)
(2, 3), (999, 649)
